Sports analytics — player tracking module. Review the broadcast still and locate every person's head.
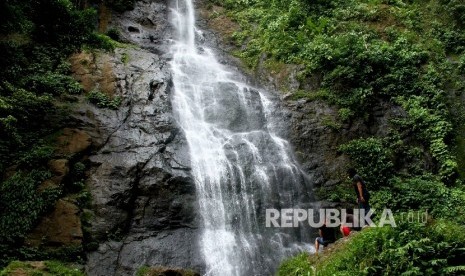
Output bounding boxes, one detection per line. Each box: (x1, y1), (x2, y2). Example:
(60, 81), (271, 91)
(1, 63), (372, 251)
(347, 168), (357, 178)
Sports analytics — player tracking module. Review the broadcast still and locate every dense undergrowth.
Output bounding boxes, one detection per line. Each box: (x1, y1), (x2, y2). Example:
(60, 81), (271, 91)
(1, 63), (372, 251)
(204, 0), (465, 274)
(0, 0), (132, 268)
(279, 219), (465, 275)
(0, 260), (84, 276)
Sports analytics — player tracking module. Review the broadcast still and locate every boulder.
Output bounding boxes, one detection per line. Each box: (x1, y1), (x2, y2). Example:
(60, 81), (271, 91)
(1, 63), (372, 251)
(56, 128), (92, 156)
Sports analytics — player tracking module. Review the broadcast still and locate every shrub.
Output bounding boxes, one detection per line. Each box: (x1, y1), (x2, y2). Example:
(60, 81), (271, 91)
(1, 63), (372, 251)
(0, 260), (84, 276)
(0, 171), (59, 244)
(27, 72), (82, 95)
(31, 0), (97, 51)
(278, 253), (314, 276)
(88, 33), (119, 51)
(371, 177), (465, 224)
(395, 95), (458, 182)
(87, 89), (122, 109)
(17, 144), (55, 169)
(339, 137), (394, 187)
(106, 28), (122, 41)
(279, 220), (465, 275)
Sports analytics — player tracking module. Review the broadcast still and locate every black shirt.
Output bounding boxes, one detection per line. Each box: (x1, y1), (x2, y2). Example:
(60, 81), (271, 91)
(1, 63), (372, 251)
(353, 174), (370, 201)
(319, 224), (335, 242)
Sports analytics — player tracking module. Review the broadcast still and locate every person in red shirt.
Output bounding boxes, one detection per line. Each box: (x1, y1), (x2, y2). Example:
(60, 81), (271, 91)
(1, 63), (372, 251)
(340, 213), (354, 237)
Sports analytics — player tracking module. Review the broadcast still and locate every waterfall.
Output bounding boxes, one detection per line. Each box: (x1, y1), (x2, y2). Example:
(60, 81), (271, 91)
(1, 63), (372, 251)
(170, 1), (314, 275)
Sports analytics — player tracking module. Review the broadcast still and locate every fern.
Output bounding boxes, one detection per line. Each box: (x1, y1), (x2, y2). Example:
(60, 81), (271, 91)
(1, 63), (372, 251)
(442, 266), (465, 273)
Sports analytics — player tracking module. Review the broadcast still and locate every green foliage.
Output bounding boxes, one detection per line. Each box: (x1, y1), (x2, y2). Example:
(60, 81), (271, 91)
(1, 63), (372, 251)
(43, 261), (84, 275)
(27, 72), (82, 95)
(74, 190), (91, 209)
(0, 0), (98, 173)
(137, 266), (151, 276)
(89, 33), (120, 51)
(87, 90), (122, 109)
(211, 0), (465, 275)
(290, 89), (328, 101)
(0, 171), (60, 244)
(106, 28), (122, 42)
(217, 0), (463, 189)
(73, 162), (86, 176)
(17, 144), (55, 169)
(280, 220), (465, 276)
(0, 82), (57, 171)
(0, 0), (104, 266)
(371, 177), (465, 223)
(121, 52), (129, 64)
(31, 0), (97, 50)
(0, 260), (84, 276)
(395, 95), (457, 182)
(338, 108), (354, 122)
(315, 178), (355, 204)
(67, 162), (89, 200)
(321, 116), (342, 131)
(136, 266), (199, 276)
(339, 137), (394, 187)
(278, 253), (314, 276)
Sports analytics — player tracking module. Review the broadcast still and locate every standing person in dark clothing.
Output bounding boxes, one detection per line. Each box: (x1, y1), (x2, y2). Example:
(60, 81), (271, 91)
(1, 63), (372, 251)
(315, 221), (335, 254)
(347, 168), (370, 212)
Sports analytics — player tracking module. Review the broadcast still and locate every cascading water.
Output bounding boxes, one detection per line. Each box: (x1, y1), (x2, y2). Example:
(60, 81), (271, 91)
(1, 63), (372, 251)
(170, 1), (314, 275)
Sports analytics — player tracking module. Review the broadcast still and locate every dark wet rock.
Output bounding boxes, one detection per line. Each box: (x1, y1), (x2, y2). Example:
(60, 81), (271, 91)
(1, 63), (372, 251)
(138, 266), (200, 276)
(73, 46), (202, 275)
(66, 1), (203, 275)
(285, 96), (409, 199)
(127, 26), (140, 33)
(110, 0), (174, 54)
(203, 82), (266, 132)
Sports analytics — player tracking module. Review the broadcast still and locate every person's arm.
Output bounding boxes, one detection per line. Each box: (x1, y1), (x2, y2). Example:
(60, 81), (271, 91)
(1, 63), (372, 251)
(357, 182), (365, 203)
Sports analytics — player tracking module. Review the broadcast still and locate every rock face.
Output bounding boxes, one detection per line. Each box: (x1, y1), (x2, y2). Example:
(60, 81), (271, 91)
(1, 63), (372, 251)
(56, 128), (92, 156)
(68, 1), (202, 275)
(28, 131), (92, 248)
(139, 266), (200, 276)
(26, 199), (83, 247)
(286, 98), (406, 196)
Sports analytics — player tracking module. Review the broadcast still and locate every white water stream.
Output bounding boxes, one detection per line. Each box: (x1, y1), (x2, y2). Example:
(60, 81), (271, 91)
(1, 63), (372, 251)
(170, 1), (314, 275)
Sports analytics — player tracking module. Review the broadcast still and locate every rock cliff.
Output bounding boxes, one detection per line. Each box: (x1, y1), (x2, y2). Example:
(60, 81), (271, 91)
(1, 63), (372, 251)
(68, 1), (203, 275)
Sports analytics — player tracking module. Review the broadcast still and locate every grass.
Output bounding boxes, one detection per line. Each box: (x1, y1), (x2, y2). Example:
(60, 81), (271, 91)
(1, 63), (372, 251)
(278, 219), (465, 275)
(0, 261), (84, 276)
